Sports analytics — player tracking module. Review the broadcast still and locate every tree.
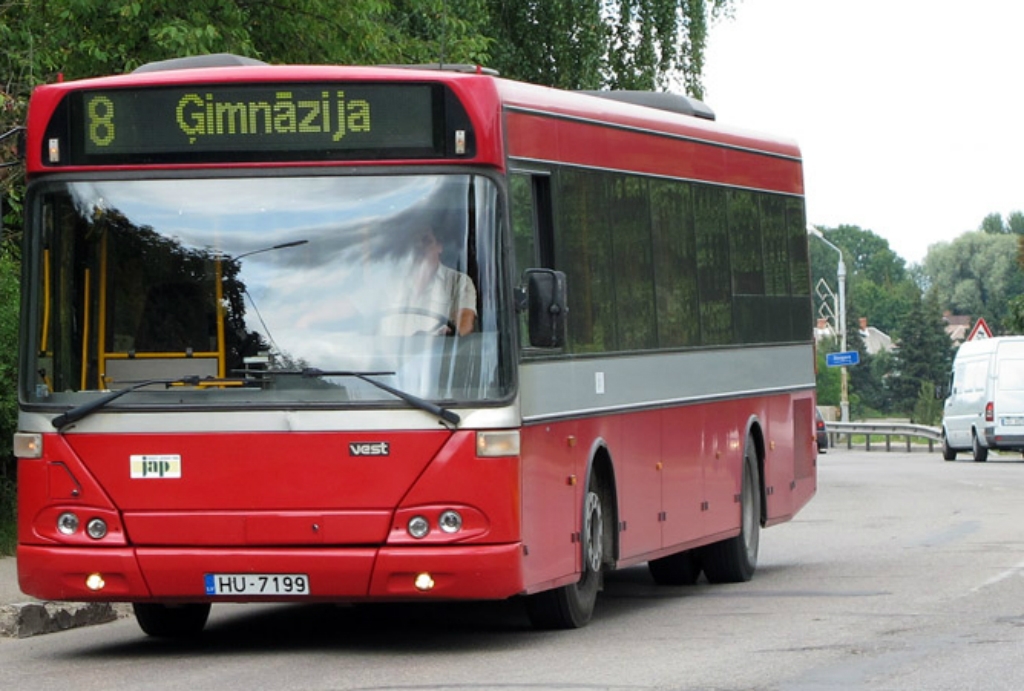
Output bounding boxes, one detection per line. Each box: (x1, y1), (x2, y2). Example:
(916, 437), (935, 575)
(981, 212), (1006, 234)
(809, 224), (914, 338)
(924, 231), (1024, 333)
(815, 336), (841, 407)
(485, 0), (606, 89)
(487, 0), (735, 96)
(1008, 211), (1024, 235)
(912, 380), (943, 426)
(889, 291), (952, 417)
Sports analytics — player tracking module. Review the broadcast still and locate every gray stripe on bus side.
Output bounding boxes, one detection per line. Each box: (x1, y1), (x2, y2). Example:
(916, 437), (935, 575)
(519, 343), (816, 422)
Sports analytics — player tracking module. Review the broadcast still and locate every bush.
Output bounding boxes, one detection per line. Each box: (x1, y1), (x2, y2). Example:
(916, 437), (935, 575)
(0, 477), (14, 555)
(0, 245), (19, 555)
(912, 380), (943, 426)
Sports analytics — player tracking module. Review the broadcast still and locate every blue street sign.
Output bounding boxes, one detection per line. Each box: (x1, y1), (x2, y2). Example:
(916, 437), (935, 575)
(826, 351), (860, 367)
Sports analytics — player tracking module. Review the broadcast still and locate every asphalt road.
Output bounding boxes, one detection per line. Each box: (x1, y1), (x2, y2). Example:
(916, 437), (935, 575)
(2, 448), (1023, 691)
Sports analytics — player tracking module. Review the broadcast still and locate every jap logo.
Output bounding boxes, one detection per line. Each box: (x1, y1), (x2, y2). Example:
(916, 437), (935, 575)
(349, 441), (390, 457)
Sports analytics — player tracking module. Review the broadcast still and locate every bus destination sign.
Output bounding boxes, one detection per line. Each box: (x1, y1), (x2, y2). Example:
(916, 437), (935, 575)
(64, 83), (444, 163)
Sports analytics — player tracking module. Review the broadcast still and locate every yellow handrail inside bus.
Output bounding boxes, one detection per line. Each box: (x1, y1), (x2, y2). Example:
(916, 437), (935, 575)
(214, 258), (227, 378)
(96, 229), (109, 389)
(40, 248), (51, 354)
(79, 268), (90, 390)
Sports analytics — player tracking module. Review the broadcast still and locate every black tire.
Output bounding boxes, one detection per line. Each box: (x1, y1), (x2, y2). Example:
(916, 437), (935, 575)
(648, 549), (702, 586)
(526, 487), (605, 629)
(941, 431), (957, 461)
(972, 430), (989, 463)
(702, 437), (761, 584)
(133, 603), (211, 638)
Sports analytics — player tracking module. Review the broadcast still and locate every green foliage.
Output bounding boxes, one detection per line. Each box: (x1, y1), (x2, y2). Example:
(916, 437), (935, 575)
(0, 248), (18, 466)
(0, 247), (17, 556)
(924, 232), (1024, 333)
(815, 338), (841, 406)
(1005, 294), (1024, 334)
(486, 0), (734, 96)
(809, 224), (914, 338)
(890, 292), (953, 417)
(1009, 211), (1024, 235)
(981, 212), (1006, 234)
(486, 0), (606, 89)
(912, 380), (943, 426)
(0, 476), (14, 556)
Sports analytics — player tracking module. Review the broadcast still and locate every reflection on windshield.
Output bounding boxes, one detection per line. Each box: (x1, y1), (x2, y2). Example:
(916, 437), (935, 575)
(27, 174), (509, 407)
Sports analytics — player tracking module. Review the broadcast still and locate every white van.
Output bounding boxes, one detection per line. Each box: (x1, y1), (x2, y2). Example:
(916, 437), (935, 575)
(941, 336), (1024, 461)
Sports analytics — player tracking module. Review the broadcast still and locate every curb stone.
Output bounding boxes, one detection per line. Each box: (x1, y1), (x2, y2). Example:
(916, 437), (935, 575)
(0, 602), (129, 639)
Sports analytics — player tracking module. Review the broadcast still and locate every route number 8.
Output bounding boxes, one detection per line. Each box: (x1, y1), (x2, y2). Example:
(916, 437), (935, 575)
(87, 96), (116, 147)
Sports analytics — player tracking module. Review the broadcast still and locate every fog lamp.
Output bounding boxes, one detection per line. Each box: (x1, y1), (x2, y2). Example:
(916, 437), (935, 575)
(407, 515), (430, 539)
(57, 512), (79, 536)
(86, 518), (108, 540)
(414, 572), (435, 591)
(85, 573), (106, 591)
(438, 510), (463, 534)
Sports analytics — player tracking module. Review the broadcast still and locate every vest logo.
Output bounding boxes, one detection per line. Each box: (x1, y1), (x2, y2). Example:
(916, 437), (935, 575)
(349, 442), (390, 457)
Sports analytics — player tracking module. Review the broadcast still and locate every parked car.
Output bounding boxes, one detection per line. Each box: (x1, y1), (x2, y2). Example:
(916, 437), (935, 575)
(815, 408), (829, 452)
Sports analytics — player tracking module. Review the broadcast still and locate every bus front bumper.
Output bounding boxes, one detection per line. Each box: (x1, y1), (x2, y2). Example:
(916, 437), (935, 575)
(17, 544), (526, 603)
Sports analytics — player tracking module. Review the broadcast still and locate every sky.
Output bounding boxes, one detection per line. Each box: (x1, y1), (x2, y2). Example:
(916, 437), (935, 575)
(702, 0), (1024, 265)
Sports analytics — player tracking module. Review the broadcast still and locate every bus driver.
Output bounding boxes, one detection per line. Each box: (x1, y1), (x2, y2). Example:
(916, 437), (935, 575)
(388, 227), (477, 336)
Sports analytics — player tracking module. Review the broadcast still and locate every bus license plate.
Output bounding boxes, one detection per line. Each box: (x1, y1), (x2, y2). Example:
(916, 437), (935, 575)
(204, 573), (310, 596)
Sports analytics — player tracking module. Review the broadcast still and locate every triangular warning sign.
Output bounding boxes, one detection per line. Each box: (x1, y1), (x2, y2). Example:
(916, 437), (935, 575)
(967, 318), (993, 341)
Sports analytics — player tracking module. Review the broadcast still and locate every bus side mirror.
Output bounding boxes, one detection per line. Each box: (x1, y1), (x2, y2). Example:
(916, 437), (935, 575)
(523, 269), (567, 348)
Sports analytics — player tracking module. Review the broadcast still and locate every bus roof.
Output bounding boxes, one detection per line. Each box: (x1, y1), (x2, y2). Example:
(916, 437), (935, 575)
(25, 61), (801, 179)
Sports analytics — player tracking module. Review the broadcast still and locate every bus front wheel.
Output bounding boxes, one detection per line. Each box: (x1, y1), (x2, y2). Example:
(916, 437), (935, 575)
(525, 486), (605, 629)
(133, 602), (211, 638)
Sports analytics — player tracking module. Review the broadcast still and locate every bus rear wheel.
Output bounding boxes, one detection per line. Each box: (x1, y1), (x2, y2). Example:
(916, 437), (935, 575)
(702, 437), (761, 584)
(133, 602), (211, 638)
(525, 487), (605, 629)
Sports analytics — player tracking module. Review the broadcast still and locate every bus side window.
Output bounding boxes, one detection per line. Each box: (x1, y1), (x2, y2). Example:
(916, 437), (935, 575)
(511, 172), (554, 270)
(511, 172), (554, 349)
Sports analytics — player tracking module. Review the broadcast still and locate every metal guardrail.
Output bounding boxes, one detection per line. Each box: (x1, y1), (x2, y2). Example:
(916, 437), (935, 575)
(823, 421), (942, 453)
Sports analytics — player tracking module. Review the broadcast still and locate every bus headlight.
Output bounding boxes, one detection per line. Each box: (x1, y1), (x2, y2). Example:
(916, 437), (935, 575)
(438, 510), (463, 534)
(407, 515), (430, 539)
(86, 518), (108, 540)
(476, 430), (520, 457)
(13, 433), (42, 459)
(57, 512), (80, 535)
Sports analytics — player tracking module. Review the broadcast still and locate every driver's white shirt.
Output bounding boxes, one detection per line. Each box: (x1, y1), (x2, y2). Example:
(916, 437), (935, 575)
(387, 264), (477, 334)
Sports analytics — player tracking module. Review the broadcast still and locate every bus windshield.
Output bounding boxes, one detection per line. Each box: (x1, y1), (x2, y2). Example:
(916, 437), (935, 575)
(25, 173), (511, 409)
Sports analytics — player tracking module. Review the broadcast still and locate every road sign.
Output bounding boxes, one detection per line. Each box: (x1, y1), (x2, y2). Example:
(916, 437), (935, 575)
(967, 318), (992, 341)
(826, 350), (860, 367)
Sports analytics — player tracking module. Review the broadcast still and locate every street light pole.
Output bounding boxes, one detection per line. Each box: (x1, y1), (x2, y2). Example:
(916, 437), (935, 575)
(808, 226), (849, 422)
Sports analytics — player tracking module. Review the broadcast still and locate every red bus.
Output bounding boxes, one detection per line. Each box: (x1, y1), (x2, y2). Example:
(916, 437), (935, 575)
(14, 55), (817, 636)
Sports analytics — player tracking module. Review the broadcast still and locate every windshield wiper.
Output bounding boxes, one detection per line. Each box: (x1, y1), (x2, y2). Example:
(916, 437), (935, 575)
(52, 376), (237, 430)
(270, 368), (461, 426)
